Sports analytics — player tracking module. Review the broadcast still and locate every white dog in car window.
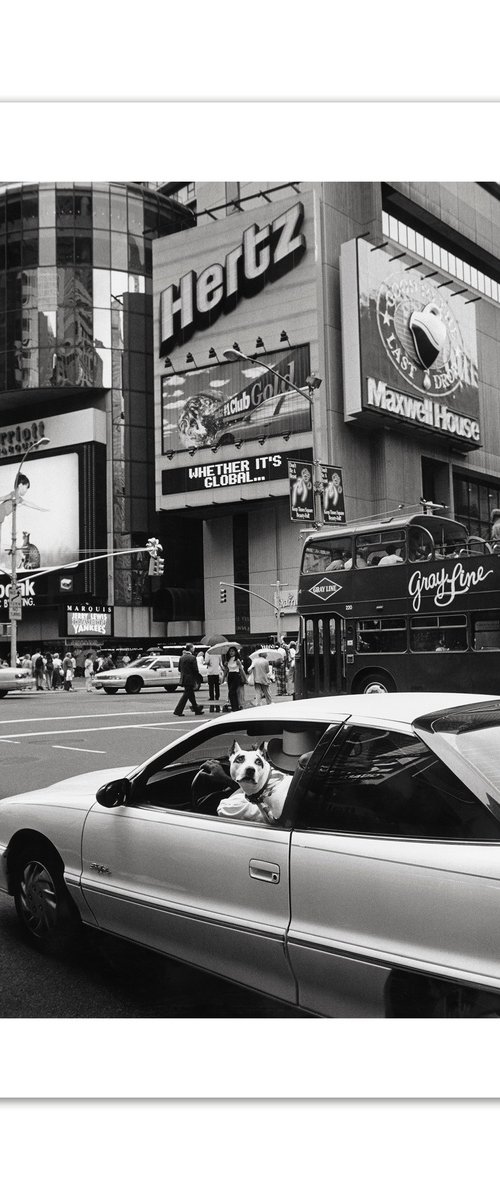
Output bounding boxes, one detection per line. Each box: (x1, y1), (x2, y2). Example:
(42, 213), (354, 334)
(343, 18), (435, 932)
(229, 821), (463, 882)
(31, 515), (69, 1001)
(217, 741), (291, 823)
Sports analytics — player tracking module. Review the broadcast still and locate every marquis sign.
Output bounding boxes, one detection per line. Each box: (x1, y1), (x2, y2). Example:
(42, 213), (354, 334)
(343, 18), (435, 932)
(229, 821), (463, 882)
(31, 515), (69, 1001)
(66, 603), (113, 637)
(341, 238), (481, 449)
(159, 202), (306, 356)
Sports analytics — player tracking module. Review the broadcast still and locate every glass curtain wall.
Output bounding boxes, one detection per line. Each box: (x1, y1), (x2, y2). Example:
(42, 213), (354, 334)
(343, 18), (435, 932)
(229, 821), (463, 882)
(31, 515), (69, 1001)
(0, 182), (194, 608)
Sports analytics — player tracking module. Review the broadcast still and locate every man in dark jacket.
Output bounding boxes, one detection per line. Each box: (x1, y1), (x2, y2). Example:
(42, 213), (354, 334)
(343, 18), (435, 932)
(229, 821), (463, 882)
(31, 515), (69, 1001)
(173, 644), (204, 716)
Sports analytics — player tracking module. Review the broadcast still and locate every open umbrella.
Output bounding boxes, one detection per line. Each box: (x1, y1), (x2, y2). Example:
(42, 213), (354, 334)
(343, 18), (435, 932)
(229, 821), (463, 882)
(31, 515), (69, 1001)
(201, 634), (231, 647)
(207, 640), (242, 655)
(250, 647), (286, 664)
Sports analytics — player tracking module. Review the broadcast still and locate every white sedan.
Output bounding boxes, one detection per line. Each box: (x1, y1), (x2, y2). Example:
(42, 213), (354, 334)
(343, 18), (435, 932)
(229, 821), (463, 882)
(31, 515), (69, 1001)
(2, 692), (500, 1018)
(0, 666), (33, 698)
(93, 654), (208, 695)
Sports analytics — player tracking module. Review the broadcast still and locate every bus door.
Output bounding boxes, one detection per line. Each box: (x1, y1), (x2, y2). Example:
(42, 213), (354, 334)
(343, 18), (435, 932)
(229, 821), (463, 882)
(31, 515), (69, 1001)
(302, 613), (345, 697)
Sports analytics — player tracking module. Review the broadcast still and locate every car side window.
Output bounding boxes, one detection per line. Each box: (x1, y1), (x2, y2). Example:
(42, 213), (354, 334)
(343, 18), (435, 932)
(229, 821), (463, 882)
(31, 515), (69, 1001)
(295, 724), (500, 840)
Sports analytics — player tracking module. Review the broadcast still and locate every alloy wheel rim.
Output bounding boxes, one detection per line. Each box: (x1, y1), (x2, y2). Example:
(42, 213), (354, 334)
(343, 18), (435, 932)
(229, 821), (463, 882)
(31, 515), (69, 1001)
(19, 861), (58, 937)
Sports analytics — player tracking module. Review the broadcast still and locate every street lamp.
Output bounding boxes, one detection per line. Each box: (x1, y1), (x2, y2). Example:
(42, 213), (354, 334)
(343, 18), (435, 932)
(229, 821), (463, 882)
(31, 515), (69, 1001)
(223, 346), (323, 525)
(9, 437), (50, 666)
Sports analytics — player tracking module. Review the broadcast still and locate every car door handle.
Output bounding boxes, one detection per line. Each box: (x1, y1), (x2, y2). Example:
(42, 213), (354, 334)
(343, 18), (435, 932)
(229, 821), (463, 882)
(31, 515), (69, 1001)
(249, 859), (280, 884)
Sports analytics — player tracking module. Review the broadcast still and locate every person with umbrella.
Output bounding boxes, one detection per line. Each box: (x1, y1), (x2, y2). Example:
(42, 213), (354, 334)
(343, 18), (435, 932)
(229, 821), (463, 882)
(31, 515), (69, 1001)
(204, 636), (223, 713)
(222, 644), (247, 711)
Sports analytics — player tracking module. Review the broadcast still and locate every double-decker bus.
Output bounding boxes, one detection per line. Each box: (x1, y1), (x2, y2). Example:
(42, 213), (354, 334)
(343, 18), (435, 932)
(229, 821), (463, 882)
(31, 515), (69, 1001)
(296, 508), (500, 698)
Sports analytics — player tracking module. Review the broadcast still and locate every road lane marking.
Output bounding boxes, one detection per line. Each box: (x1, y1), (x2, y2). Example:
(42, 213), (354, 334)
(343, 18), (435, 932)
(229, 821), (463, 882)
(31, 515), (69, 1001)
(0, 708), (177, 727)
(0, 719), (203, 741)
(0, 739), (21, 744)
(52, 745), (107, 754)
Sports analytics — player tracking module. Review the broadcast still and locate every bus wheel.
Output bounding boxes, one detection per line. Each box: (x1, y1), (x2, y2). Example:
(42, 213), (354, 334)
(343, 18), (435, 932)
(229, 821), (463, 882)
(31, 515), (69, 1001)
(355, 672), (395, 695)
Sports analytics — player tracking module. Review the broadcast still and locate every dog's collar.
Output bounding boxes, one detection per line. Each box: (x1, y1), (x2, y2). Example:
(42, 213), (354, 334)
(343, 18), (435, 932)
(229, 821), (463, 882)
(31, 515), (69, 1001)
(251, 775), (276, 823)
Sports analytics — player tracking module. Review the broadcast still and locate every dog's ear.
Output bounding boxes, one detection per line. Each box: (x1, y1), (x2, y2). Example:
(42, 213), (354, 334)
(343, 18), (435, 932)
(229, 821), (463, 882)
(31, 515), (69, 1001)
(230, 740), (240, 756)
(257, 741), (269, 759)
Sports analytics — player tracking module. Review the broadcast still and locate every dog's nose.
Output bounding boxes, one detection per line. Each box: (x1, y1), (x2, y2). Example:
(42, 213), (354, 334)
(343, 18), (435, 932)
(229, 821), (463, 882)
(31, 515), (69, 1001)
(244, 768), (255, 779)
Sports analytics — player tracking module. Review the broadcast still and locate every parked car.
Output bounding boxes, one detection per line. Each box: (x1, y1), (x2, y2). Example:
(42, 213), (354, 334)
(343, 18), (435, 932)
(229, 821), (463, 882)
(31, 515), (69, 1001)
(0, 666), (33, 698)
(2, 692), (500, 1017)
(93, 654), (208, 695)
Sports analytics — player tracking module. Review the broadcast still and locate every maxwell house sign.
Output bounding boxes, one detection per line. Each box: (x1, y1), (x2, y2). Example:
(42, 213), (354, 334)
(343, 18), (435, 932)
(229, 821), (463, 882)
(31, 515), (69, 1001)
(159, 201), (306, 356)
(341, 238), (481, 448)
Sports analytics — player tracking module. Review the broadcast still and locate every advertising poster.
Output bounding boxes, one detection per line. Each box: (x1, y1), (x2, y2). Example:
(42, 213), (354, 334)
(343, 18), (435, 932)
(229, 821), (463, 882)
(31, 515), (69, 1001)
(288, 458), (314, 522)
(0, 451), (80, 577)
(322, 465), (346, 524)
(162, 345), (311, 453)
(341, 237), (480, 448)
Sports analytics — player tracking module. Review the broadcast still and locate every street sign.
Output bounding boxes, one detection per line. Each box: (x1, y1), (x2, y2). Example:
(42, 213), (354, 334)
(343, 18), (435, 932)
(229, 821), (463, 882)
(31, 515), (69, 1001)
(9, 596), (22, 620)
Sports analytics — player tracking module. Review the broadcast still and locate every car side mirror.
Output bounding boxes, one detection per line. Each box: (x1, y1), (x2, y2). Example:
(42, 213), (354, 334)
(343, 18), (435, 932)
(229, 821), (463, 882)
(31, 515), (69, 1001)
(96, 777), (131, 807)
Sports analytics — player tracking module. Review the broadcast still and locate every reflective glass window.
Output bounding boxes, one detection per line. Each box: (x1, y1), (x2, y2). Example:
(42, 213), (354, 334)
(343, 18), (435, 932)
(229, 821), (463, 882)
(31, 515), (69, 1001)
(37, 267), (58, 310)
(111, 231), (128, 270)
(94, 345), (111, 387)
(93, 228), (111, 268)
(56, 189), (74, 224)
(74, 190), (92, 226)
(74, 234), (92, 264)
(38, 310), (57, 346)
(110, 192), (127, 231)
(128, 235), (145, 272)
(22, 234), (38, 267)
(93, 190), (110, 229)
(92, 269), (111, 307)
(0, 196), (5, 235)
(0, 243), (5, 271)
(21, 270), (37, 309)
(143, 200), (158, 232)
(111, 270), (129, 302)
(93, 307), (112, 349)
(22, 190), (38, 228)
(6, 272), (22, 310)
(127, 194), (144, 234)
(7, 194), (21, 230)
(6, 238), (22, 269)
(128, 273), (145, 294)
(56, 235), (74, 264)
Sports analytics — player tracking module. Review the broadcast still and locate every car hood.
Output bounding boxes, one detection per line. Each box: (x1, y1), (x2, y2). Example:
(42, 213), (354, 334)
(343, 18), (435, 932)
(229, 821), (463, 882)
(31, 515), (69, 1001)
(0, 765), (136, 810)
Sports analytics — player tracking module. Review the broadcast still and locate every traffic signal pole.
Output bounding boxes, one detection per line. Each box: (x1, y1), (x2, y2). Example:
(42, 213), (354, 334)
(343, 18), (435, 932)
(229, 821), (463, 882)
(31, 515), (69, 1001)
(219, 579), (283, 642)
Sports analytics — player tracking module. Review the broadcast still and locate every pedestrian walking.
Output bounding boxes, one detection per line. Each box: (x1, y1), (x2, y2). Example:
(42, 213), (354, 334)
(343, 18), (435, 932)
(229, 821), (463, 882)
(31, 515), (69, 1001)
(204, 647), (222, 713)
(173, 643), (204, 717)
(52, 651), (63, 689)
(222, 646), (248, 712)
(84, 653), (94, 693)
(62, 651), (75, 692)
(33, 651), (45, 691)
(44, 651), (54, 690)
(251, 653), (273, 705)
(275, 643), (288, 696)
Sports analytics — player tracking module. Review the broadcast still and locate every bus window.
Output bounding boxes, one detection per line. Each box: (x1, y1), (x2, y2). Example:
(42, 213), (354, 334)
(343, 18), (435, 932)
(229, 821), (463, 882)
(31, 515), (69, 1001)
(472, 612), (500, 651)
(410, 614), (467, 653)
(356, 618), (407, 653)
(353, 530), (406, 567)
(302, 539), (352, 575)
(409, 528), (434, 562)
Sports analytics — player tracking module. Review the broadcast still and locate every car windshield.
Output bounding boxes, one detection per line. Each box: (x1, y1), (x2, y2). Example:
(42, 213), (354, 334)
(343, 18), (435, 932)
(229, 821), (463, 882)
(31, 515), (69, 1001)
(129, 657), (155, 668)
(415, 702), (500, 800)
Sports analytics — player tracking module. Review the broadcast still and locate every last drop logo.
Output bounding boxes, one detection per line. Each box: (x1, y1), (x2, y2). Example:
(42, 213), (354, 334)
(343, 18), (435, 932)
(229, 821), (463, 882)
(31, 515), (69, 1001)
(309, 578), (342, 601)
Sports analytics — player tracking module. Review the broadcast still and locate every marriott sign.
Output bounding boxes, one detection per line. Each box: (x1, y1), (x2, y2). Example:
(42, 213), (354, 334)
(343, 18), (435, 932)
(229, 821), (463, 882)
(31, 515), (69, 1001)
(159, 202), (306, 356)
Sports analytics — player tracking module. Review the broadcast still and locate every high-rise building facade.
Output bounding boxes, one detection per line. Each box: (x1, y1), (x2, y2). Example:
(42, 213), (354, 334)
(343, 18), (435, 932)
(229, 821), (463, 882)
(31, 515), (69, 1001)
(0, 182), (194, 648)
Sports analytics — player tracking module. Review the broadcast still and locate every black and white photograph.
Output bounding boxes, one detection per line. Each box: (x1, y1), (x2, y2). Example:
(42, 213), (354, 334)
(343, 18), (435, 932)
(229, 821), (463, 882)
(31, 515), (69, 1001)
(2, 9), (500, 1192)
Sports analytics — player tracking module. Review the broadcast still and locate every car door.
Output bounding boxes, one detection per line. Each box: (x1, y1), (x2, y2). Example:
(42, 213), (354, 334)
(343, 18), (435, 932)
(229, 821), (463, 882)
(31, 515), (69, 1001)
(142, 656), (169, 689)
(80, 724), (296, 1004)
(287, 720), (500, 1017)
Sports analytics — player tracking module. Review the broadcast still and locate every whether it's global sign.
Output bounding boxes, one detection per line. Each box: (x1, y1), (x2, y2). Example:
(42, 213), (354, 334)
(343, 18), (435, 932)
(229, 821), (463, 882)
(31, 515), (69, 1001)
(159, 202), (306, 355)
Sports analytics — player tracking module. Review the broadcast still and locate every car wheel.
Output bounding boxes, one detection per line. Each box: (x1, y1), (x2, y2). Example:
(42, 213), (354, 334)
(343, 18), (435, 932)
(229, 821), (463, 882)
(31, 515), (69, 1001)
(103, 687), (119, 694)
(164, 685), (177, 692)
(0, 691), (7, 699)
(355, 672), (395, 695)
(13, 843), (81, 953)
(125, 676), (142, 694)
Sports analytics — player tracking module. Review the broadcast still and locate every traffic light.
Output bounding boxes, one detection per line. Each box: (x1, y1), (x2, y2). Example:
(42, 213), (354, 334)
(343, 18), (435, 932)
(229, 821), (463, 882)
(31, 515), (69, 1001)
(148, 556), (164, 576)
(220, 586), (227, 603)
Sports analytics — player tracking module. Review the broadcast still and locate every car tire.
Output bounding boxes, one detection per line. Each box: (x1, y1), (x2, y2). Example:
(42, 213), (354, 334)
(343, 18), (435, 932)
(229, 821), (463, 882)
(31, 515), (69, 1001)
(355, 672), (395, 695)
(13, 842), (81, 954)
(164, 685), (178, 692)
(125, 676), (142, 694)
(0, 691), (7, 699)
(103, 687), (119, 694)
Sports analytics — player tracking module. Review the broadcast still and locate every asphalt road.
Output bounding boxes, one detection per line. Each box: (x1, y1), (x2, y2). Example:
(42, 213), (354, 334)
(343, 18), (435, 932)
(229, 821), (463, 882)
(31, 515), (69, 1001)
(0, 679), (305, 1019)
